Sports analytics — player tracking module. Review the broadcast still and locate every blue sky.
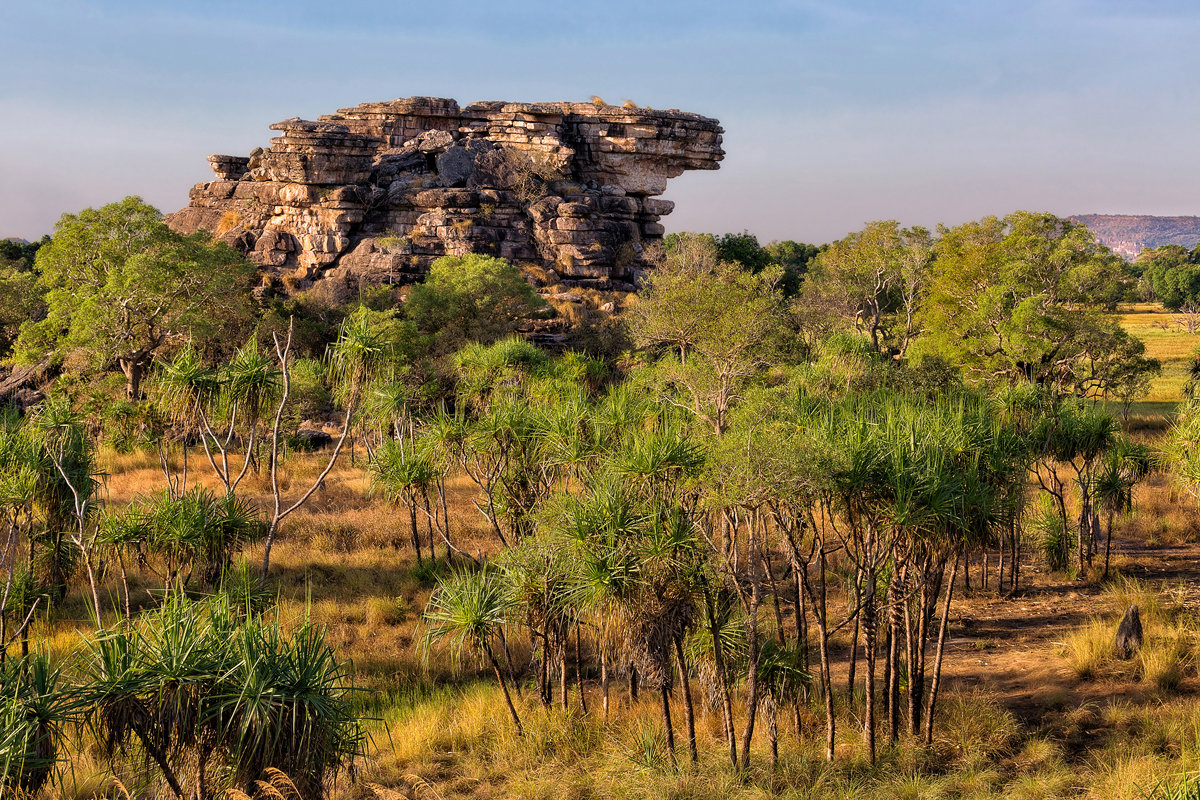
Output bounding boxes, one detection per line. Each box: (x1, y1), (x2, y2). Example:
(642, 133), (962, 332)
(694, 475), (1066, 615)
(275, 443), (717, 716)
(2, 0), (1199, 243)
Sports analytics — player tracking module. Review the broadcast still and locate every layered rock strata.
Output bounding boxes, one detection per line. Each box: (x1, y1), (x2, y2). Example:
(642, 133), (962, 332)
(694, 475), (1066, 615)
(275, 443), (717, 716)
(167, 97), (723, 290)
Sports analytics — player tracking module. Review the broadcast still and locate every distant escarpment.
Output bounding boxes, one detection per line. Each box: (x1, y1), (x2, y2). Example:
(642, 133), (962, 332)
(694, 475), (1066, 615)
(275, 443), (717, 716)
(1069, 214), (1200, 260)
(166, 97), (724, 292)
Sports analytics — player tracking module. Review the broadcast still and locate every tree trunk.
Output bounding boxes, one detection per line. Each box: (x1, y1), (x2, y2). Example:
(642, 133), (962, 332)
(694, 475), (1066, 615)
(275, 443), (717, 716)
(674, 634), (698, 765)
(660, 683), (678, 769)
(487, 644), (523, 737)
(924, 552), (959, 745)
(560, 647), (569, 711)
(862, 566), (878, 764)
(409, 500), (423, 564)
(1104, 511), (1115, 580)
(804, 546), (836, 762)
(706, 593), (738, 768)
(740, 571), (762, 771)
(601, 653), (610, 720)
(575, 622), (587, 713)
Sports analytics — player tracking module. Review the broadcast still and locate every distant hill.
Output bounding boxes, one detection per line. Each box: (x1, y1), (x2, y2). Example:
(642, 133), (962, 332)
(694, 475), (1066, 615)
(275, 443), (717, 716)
(1069, 214), (1200, 260)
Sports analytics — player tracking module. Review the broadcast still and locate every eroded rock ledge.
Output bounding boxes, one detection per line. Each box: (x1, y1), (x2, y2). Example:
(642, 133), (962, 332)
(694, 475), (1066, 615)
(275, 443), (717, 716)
(166, 97), (723, 291)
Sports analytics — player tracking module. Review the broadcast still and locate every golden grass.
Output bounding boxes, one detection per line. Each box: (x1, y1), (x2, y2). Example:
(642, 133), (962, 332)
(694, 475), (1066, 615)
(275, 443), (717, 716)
(27, 426), (1200, 799)
(1141, 629), (1194, 693)
(1061, 618), (1115, 680)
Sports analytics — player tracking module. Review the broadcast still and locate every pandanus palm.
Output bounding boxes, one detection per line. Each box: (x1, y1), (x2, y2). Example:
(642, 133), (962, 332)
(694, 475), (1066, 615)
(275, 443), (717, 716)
(368, 439), (437, 562)
(155, 343), (222, 497)
(422, 567), (523, 735)
(552, 476), (647, 717)
(81, 596), (362, 800)
(137, 486), (267, 595)
(29, 399), (101, 619)
(1094, 437), (1153, 579)
(0, 652), (72, 797)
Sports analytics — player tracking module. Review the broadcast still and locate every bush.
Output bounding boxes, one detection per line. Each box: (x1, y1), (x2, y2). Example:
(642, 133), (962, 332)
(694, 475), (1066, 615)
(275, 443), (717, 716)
(405, 254), (547, 353)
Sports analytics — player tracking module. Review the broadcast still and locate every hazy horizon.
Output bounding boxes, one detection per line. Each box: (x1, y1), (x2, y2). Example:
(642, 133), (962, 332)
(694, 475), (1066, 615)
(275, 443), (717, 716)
(3, 0), (1199, 245)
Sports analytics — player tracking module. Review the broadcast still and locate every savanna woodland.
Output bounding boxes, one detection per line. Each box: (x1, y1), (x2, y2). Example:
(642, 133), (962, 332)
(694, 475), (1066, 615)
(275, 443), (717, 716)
(6, 199), (1200, 800)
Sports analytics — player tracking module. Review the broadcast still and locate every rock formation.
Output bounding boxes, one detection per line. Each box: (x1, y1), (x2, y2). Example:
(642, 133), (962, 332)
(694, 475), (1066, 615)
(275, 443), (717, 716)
(167, 97), (723, 291)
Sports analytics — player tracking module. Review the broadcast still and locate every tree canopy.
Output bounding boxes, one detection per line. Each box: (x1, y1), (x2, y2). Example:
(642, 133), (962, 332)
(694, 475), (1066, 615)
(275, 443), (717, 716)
(911, 211), (1150, 397)
(14, 197), (256, 399)
(404, 253), (547, 353)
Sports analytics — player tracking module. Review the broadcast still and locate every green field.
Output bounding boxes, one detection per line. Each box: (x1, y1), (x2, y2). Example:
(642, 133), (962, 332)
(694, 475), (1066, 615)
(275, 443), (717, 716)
(1119, 303), (1196, 414)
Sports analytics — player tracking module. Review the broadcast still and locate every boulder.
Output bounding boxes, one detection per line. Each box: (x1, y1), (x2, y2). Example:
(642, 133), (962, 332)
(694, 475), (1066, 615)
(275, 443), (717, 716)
(293, 428), (333, 451)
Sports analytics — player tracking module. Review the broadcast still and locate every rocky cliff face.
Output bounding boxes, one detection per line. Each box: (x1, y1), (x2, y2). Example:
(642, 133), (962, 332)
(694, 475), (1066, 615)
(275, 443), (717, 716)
(166, 97), (723, 291)
(1069, 214), (1200, 260)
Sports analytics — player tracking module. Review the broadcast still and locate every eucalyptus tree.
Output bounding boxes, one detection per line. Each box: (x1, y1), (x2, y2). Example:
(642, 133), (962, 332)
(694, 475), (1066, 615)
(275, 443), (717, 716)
(13, 197), (255, 400)
(628, 232), (787, 436)
(423, 567), (524, 735)
(914, 211), (1149, 397)
(801, 221), (932, 355)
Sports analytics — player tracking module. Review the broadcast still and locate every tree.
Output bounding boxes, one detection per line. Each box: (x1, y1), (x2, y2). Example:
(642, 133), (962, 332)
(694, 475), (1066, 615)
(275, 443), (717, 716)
(0, 653), (71, 796)
(80, 597), (363, 800)
(423, 567), (524, 735)
(914, 211), (1150, 397)
(1139, 244), (1200, 332)
(629, 233), (787, 436)
(404, 253), (546, 353)
(0, 265), (43, 359)
(15, 197), (256, 399)
(801, 221), (931, 355)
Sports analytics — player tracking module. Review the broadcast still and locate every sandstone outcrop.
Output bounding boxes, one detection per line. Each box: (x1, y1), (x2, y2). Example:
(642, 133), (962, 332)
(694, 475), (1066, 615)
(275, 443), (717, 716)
(167, 97), (723, 291)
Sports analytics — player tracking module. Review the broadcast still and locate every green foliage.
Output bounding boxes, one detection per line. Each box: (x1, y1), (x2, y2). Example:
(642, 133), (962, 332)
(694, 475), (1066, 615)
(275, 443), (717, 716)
(422, 566), (515, 665)
(802, 220), (932, 354)
(79, 596), (363, 798)
(664, 231), (821, 296)
(0, 265), (43, 359)
(15, 197), (256, 399)
(116, 486), (267, 590)
(913, 211), (1152, 398)
(630, 232), (787, 434)
(0, 236), (47, 271)
(1029, 493), (1071, 572)
(404, 254), (546, 353)
(0, 652), (71, 796)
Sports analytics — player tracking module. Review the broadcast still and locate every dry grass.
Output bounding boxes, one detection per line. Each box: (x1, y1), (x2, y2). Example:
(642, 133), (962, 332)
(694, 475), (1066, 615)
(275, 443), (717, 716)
(1062, 618), (1116, 680)
(29, 427), (1200, 800)
(1141, 629), (1194, 692)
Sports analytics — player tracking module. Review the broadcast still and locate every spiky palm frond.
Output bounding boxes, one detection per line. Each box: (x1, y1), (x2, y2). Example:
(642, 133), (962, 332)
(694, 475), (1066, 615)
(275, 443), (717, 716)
(422, 567), (514, 664)
(80, 597), (363, 799)
(223, 338), (282, 424)
(0, 652), (73, 796)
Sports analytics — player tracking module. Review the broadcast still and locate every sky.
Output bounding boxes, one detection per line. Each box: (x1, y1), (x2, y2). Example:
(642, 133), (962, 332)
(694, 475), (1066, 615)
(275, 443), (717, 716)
(2, 0), (1199, 244)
